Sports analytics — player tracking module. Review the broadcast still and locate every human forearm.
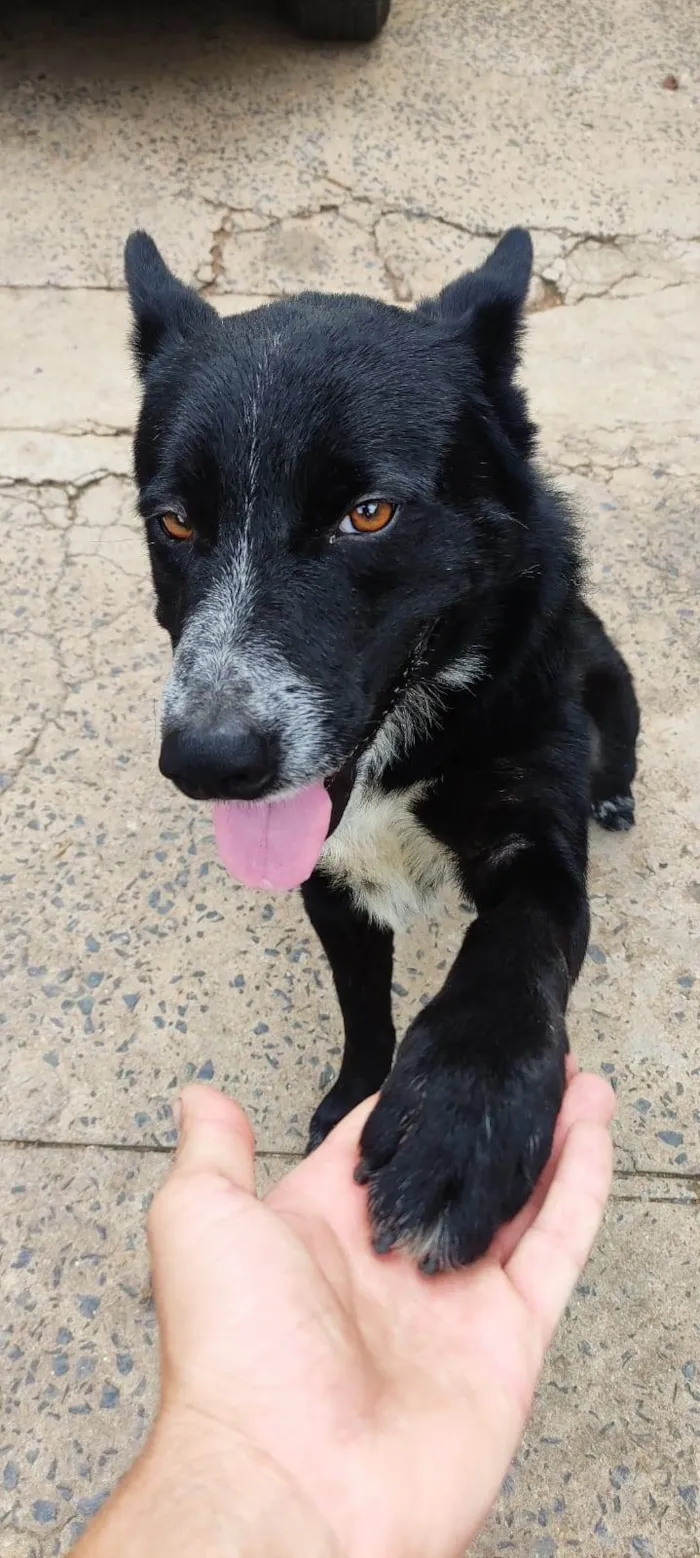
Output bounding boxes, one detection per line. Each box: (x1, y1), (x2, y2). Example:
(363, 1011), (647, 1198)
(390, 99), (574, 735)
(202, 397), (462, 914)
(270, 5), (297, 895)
(71, 1409), (340, 1558)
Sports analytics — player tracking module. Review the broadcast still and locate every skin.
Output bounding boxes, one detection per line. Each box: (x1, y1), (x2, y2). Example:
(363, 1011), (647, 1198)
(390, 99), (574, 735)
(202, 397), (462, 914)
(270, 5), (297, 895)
(72, 1063), (614, 1558)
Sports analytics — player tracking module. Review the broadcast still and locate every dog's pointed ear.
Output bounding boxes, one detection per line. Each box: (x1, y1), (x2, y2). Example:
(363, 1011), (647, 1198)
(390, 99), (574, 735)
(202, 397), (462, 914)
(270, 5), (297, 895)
(124, 231), (218, 376)
(423, 227), (533, 387)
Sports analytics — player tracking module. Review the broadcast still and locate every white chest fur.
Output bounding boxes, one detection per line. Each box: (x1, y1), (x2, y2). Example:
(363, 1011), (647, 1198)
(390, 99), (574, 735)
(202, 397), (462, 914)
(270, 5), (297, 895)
(319, 780), (459, 931)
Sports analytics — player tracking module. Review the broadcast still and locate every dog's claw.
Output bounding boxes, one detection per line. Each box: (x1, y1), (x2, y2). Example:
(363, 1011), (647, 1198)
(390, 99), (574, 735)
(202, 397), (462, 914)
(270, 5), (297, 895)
(372, 1230), (396, 1255)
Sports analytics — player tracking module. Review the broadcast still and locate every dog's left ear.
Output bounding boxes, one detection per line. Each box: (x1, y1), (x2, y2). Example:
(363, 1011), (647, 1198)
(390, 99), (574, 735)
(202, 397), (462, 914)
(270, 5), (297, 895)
(124, 230), (219, 377)
(423, 227), (533, 389)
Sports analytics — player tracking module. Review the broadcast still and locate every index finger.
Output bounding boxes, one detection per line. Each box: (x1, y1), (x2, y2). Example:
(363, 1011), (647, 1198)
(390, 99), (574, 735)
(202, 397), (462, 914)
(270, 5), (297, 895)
(504, 1115), (613, 1348)
(266, 1095), (377, 1239)
(490, 1070), (615, 1264)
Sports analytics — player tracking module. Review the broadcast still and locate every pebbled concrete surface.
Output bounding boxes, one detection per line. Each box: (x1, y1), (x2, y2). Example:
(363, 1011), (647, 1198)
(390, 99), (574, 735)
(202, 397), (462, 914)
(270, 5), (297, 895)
(0, 1), (698, 1553)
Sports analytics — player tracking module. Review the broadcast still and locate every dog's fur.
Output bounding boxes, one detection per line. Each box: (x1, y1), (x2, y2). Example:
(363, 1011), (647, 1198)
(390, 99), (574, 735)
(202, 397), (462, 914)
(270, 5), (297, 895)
(125, 227), (639, 1271)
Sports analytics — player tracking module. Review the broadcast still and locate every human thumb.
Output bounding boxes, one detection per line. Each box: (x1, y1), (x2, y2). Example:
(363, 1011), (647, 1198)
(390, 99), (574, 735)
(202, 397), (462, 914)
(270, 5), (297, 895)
(171, 1083), (256, 1194)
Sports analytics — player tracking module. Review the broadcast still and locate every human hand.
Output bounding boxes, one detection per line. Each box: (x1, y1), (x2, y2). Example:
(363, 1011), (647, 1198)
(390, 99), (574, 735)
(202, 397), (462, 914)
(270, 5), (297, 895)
(75, 1062), (614, 1558)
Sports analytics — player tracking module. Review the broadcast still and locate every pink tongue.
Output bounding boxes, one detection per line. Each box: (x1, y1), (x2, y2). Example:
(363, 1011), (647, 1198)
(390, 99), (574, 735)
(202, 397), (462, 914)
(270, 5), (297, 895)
(212, 781), (332, 892)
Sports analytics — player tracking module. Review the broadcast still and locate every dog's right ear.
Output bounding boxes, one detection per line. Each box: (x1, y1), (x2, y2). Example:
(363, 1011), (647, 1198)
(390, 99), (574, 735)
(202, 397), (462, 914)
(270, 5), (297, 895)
(124, 231), (218, 376)
(420, 227), (533, 393)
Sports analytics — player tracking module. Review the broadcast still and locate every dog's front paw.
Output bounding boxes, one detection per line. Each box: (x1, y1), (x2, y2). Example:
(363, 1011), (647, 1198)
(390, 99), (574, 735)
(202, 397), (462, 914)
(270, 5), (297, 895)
(590, 791), (635, 831)
(356, 1023), (565, 1273)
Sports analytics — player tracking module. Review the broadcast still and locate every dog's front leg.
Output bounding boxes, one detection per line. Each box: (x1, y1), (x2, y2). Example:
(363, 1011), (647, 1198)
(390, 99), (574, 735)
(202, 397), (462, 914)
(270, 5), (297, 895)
(356, 765), (591, 1272)
(302, 871), (396, 1151)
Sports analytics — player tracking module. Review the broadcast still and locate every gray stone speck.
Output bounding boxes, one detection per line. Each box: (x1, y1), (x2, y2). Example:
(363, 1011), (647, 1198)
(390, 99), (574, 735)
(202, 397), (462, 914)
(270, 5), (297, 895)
(588, 944), (607, 964)
(52, 1353), (69, 1376)
(86, 971), (104, 988)
(33, 1500), (58, 1523)
(123, 992), (139, 1010)
(254, 1021), (269, 1035)
(76, 1492), (109, 1518)
(657, 1130), (683, 1146)
(678, 1485), (697, 1512)
(100, 1384), (120, 1408)
(318, 1062), (335, 1090)
(116, 1351), (133, 1375)
(3, 1463), (19, 1490)
(78, 1295), (101, 1318)
(631, 1539), (654, 1556)
(197, 1059), (214, 1080)
(12, 1246), (33, 1268)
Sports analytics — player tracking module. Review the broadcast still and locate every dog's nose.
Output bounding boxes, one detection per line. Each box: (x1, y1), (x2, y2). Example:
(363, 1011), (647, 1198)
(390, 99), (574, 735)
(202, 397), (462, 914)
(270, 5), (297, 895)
(159, 718), (277, 802)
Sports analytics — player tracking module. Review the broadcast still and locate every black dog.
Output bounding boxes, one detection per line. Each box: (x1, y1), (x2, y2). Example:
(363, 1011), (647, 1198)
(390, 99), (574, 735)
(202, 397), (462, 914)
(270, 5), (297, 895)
(125, 227), (639, 1272)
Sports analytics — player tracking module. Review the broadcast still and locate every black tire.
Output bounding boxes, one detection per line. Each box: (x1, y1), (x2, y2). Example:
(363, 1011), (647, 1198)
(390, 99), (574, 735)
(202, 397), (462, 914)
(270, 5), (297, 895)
(287, 0), (391, 42)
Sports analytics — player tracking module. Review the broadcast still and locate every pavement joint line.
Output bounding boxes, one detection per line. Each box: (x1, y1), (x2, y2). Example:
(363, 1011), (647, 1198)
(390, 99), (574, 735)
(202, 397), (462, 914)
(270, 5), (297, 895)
(0, 1138), (698, 1186)
(0, 1136), (301, 1156)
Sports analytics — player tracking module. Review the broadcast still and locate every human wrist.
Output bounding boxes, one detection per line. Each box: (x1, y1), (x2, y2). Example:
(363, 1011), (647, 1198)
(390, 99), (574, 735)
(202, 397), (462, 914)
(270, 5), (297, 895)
(71, 1405), (340, 1558)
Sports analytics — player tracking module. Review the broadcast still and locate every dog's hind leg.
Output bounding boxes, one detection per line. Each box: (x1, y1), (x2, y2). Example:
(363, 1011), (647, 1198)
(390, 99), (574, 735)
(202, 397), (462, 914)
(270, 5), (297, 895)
(577, 602), (640, 831)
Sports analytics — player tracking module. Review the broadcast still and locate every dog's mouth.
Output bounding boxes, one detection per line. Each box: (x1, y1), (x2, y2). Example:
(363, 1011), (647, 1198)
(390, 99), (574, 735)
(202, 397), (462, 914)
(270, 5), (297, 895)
(211, 758), (357, 895)
(211, 628), (433, 894)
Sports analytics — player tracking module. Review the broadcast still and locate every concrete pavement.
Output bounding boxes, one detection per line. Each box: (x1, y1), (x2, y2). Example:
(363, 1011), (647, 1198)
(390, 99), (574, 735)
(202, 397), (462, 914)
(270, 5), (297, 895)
(0, 2), (698, 1553)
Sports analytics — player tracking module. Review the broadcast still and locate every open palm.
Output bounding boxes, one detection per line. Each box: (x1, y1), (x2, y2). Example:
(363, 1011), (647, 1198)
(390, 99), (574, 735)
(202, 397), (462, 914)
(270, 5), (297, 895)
(149, 1065), (614, 1558)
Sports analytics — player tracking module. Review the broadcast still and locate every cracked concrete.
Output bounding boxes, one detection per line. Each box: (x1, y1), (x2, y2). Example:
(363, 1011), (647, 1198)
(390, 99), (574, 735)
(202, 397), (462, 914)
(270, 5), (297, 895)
(1, 1), (699, 1554)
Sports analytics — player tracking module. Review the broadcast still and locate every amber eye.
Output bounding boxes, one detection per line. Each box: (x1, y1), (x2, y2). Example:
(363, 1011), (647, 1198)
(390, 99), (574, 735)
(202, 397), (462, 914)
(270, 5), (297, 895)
(338, 498), (397, 536)
(159, 511), (195, 542)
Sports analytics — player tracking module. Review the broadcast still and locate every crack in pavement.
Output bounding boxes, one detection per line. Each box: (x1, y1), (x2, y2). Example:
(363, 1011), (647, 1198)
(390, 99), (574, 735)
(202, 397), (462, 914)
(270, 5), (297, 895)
(0, 425), (133, 438)
(0, 470), (118, 493)
(3, 207), (699, 295)
(0, 472), (140, 799)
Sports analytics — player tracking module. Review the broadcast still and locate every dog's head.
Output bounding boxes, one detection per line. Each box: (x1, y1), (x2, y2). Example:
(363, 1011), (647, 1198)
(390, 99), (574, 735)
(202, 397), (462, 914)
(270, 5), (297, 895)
(125, 228), (536, 889)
